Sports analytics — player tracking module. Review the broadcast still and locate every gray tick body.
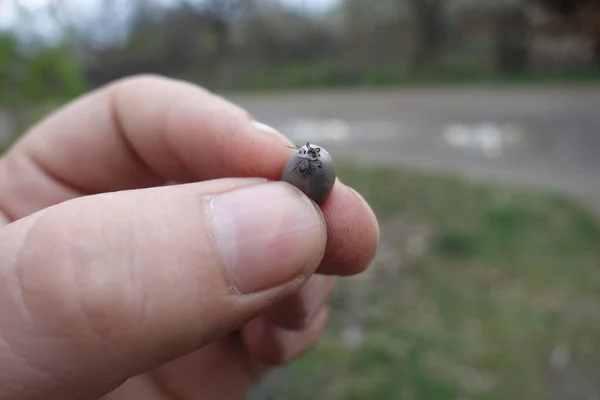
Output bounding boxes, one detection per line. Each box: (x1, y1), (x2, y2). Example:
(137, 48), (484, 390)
(293, 154), (324, 176)
(280, 142), (336, 205)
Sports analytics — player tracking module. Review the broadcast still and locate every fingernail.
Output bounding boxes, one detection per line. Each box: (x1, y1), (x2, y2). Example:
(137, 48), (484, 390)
(251, 120), (280, 135)
(208, 182), (326, 294)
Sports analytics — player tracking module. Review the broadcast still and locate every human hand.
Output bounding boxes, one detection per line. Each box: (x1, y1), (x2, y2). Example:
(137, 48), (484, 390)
(0, 75), (379, 400)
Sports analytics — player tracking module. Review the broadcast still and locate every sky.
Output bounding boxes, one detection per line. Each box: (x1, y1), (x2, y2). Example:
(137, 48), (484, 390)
(0, 0), (342, 27)
(0, 0), (342, 44)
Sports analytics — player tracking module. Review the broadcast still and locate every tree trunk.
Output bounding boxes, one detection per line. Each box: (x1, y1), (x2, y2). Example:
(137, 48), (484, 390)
(408, 0), (447, 72)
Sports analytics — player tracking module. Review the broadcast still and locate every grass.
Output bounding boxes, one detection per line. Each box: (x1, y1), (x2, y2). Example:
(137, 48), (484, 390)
(212, 63), (600, 94)
(253, 163), (600, 400)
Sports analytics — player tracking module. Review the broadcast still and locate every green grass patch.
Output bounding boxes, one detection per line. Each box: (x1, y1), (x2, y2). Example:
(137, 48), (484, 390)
(212, 63), (600, 94)
(255, 163), (600, 400)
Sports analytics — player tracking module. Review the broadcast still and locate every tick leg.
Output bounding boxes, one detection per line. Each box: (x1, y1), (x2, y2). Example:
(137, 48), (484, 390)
(287, 145), (307, 154)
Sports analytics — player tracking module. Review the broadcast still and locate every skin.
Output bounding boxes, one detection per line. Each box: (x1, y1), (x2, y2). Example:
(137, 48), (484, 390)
(0, 75), (379, 400)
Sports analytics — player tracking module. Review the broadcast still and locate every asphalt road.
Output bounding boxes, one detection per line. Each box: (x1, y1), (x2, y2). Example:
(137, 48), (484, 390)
(229, 85), (600, 216)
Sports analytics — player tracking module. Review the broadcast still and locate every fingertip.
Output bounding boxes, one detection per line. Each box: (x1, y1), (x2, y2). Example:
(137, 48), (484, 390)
(318, 181), (380, 276)
(208, 181), (326, 295)
(348, 185), (380, 243)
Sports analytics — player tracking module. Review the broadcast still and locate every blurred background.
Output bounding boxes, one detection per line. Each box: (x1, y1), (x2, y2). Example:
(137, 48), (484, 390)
(2, 0), (600, 398)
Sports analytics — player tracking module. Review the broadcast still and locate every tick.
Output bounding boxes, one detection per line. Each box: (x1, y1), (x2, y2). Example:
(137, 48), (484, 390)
(280, 142), (336, 205)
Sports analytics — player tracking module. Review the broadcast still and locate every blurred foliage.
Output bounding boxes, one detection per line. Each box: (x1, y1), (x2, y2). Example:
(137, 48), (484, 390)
(0, 33), (20, 105)
(0, 32), (88, 105)
(1, 0), (595, 91)
(253, 163), (600, 399)
(0, 30), (89, 143)
(19, 45), (88, 101)
(0, 0), (598, 99)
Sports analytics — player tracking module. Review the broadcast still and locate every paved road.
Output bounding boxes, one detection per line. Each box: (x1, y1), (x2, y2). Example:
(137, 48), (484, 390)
(229, 85), (600, 216)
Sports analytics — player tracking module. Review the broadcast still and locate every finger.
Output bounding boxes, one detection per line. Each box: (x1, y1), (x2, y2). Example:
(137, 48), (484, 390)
(263, 275), (336, 330)
(104, 337), (262, 400)
(0, 74), (293, 220)
(318, 183), (380, 276)
(0, 179), (326, 400)
(243, 308), (330, 367)
(106, 308), (331, 400)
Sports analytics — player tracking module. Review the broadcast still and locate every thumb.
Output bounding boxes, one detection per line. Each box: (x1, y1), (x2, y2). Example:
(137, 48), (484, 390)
(0, 179), (326, 400)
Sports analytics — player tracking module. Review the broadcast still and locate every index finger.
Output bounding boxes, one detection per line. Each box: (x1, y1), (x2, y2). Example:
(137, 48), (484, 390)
(0, 74), (379, 275)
